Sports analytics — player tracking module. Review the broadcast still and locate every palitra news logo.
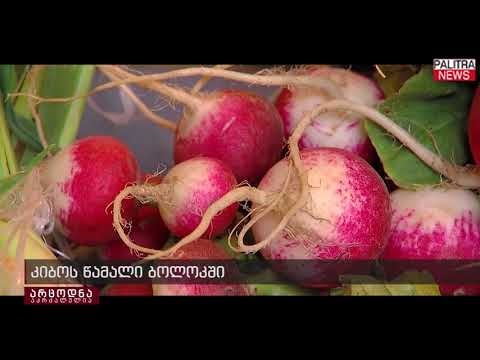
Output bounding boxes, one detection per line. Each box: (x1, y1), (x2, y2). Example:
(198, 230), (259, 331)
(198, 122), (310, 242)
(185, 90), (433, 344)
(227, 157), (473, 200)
(433, 59), (476, 81)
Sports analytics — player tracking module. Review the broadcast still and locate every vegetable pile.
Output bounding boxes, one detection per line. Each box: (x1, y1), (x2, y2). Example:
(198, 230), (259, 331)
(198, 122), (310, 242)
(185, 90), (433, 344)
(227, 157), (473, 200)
(1, 64), (479, 297)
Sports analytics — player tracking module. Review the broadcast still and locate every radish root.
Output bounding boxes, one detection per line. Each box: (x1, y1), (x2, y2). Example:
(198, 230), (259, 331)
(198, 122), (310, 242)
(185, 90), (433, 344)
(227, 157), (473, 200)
(112, 184), (269, 260)
(233, 159), (295, 253)
(191, 65), (233, 94)
(101, 66), (203, 111)
(87, 89), (136, 126)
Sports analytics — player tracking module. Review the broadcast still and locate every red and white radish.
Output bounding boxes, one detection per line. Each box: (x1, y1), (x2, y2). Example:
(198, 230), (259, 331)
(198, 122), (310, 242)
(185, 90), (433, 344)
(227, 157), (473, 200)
(109, 67), (480, 276)
(153, 238), (249, 296)
(275, 66), (384, 163)
(381, 187), (480, 295)
(129, 101), (397, 264)
(158, 157), (238, 238)
(251, 148), (391, 286)
(468, 86), (480, 164)
(100, 66), (293, 185)
(40, 136), (140, 246)
(175, 89), (285, 185)
(112, 157), (239, 256)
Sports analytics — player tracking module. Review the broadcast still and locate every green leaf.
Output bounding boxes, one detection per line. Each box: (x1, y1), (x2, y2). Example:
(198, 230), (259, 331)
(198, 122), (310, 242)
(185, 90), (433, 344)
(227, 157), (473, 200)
(246, 268), (319, 296)
(37, 65), (95, 148)
(14, 65), (28, 81)
(5, 104), (43, 152)
(0, 80), (43, 153)
(373, 64), (420, 99)
(0, 65), (17, 95)
(19, 65), (95, 166)
(365, 65), (475, 189)
(0, 87), (18, 176)
(0, 145), (55, 199)
(13, 65), (35, 119)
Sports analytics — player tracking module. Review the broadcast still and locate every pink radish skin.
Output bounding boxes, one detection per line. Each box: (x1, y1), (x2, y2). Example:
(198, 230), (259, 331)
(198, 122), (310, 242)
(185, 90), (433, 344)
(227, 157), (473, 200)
(41, 136), (140, 246)
(159, 157), (238, 239)
(175, 90), (284, 185)
(153, 239), (249, 296)
(275, 66), (384, 163)
(252, 148), (391, 287)
(381, 188), (480, 296)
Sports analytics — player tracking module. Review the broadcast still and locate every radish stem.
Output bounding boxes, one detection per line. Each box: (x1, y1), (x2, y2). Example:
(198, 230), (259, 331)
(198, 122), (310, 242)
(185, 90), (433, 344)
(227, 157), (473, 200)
(191, 65), (233, 94)
(102, 66), (202, 110)
(9, 65), (342, 104)
(234, 160), (294, 253)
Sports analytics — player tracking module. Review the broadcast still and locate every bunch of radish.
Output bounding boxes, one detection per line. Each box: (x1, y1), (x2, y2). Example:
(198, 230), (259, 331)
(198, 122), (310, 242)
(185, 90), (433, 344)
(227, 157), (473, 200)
(4, 64), (480, 297)
(104, 65), (397, 293)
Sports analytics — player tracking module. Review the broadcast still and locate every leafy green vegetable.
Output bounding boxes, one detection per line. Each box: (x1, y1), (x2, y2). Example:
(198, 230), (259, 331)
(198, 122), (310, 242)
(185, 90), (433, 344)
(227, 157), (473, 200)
(18, 65), (95, 165)
(8, 67), (43, 160)
(38, 65), (95, 148)
(0, 65), (19, 171)
(365, 65), (474, 189)
(13, 66), (35, 119)
(0, 65), (17, 95)
(0, 88), (18, 176)
(5, 105), (43, 152)
(0, 65), (41, 152)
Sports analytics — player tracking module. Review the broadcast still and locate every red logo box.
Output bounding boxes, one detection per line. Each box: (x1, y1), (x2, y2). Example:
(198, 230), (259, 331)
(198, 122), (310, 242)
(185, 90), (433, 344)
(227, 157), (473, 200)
(433, 59), (477, 81)
(24, 286), (100, 305)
